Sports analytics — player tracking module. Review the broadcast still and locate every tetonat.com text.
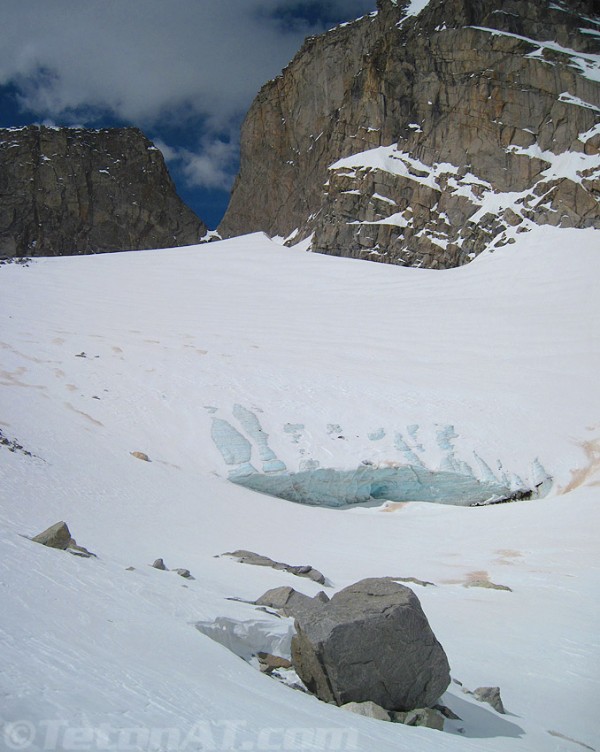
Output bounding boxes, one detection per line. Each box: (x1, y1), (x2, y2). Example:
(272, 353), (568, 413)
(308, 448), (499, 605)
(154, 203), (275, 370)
(1, 719), (360, 751)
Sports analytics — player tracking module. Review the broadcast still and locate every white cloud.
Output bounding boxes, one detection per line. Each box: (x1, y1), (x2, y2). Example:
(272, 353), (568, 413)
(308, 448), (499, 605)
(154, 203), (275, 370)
(0, 0), (375, 129)
(153, 139), (179, 163)
(157, 136), (239, 191)
(180, 138), (239, 191)
(0, 0), (375, 214)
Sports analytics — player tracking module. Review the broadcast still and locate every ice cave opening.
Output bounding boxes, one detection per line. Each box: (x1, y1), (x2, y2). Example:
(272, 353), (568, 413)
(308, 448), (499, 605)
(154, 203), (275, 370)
(228, 464), (542, 508)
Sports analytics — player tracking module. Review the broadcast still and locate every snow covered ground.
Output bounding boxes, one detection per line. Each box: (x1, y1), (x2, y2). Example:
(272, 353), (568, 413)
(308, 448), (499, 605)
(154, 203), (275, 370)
(0, 225), (598, 751)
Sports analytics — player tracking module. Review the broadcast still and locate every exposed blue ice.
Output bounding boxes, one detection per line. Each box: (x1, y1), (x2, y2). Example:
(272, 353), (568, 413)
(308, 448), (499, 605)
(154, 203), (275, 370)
(299, 459), (320, 471)
(472, 452), (499, 484)
(263, 459), (288, 473)
(284, 423), (305, 444)
(394, 432), (425, 467)
(210, 409), (548, 508)
(211, 419), (252, 466)
(436, 425), (458, 452)
(436, 424), (474, 475)
(284, 423), (305, 432)
(229, 464), (513, 508)
(407, 424), (424, 451)
(232, 404), (287, 473)
(531, 458), (552, 494)
(228, 462), (259, 479)
(233, 405), (276, 462)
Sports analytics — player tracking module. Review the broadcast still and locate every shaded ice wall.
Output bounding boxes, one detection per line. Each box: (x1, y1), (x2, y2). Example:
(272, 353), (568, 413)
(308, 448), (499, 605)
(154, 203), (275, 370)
(208, 404), (550, 508)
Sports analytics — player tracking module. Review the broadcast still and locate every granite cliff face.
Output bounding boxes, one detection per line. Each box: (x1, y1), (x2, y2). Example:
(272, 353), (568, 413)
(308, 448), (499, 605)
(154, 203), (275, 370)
(219, 0), (600, 268)
(0, 126), (206, 257)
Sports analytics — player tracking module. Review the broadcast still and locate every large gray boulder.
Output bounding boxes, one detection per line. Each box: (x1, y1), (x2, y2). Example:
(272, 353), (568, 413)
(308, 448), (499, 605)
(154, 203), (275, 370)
(290, 578), (450, 711)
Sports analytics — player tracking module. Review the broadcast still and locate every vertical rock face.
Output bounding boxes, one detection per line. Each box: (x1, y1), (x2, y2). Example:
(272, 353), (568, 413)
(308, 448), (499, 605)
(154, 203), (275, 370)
(219, 0), (599, 268)
(0, 125), (206, 256)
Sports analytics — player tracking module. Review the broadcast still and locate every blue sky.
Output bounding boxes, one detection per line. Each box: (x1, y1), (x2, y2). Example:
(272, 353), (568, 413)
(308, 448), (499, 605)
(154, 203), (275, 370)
(0, 1), (376, 229)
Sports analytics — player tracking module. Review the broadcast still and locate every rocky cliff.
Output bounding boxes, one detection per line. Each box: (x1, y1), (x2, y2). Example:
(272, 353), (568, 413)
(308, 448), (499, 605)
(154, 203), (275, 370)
(0, 126), (206, 257)
(219, 0), (599, 268)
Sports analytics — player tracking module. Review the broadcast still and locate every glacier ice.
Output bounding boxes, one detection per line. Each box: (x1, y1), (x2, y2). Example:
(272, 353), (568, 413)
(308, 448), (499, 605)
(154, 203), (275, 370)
(210, 407), (548, 508)
(229, 464), (513, 508)
(210, 419), (252, 466)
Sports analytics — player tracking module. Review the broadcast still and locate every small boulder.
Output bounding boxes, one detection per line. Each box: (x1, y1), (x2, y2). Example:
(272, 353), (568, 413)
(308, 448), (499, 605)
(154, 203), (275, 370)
(255, 586), (324, 618)
(131, 451), (150, 462)
(256, 652), (293, 674)
(474, 686), (505, 714)
(32, 521), (72, 549)
(392, 707), (445, 730)
(152, 558), (167, 570)
(341, 701), (391, 722)
(174, 568), (194, 579)
(31, 521), (95, 557)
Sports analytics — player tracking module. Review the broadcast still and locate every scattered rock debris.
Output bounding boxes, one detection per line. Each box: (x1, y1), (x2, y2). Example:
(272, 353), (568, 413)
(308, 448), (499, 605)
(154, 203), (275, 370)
(150, 558), (194, 579)
(393, 576), (436, 587)
(0, 429), (36, 457)
(464, 579), (512, 592)
(0, 256), (31, 266)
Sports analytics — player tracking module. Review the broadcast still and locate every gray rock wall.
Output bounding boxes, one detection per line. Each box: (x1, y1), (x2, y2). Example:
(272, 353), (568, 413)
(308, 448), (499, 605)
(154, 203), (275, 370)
(0, 125), (206, 256)
(219, 0), (599, 268)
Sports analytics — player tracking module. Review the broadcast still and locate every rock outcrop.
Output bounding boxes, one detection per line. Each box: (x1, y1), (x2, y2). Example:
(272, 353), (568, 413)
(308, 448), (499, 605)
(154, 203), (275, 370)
(219, 0), (599, 268)
(223, 549), (326, 584)
(0, 125), (206, 256)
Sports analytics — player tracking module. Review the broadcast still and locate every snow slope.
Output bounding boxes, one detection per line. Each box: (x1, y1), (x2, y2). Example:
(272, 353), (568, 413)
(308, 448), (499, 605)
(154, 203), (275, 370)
(0, 226), (599, 751)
